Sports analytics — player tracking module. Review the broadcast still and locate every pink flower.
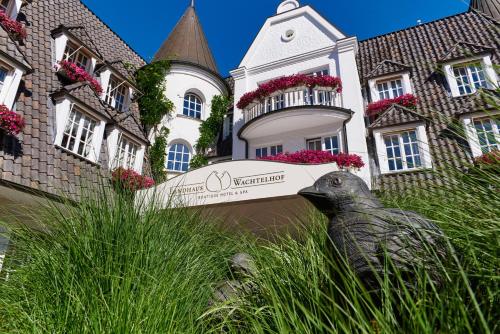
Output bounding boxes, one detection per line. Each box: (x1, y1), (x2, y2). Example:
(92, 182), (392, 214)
(259, 150), (364, 169)
(0, 11), (26, 40)
(58, 60), (103, 94)
(475, 150), (500, 166)
(112, 167), (155, 192)
(237, 74), (342, 110)
(0, 104), (24, 136)
(366, 94), (419, 117)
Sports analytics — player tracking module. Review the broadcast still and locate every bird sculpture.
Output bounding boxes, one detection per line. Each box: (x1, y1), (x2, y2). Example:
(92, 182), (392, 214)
(299, 171), (447, 292)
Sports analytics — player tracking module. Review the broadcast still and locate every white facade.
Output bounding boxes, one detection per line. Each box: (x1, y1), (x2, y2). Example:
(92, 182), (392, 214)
(159, 62), (227, 177)
(230, 3), (371, 184)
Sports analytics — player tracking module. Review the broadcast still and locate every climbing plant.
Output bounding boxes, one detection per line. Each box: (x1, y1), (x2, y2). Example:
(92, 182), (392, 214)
(135, 60), (174, 182)
(190, 95), (232, 169)
(135, 60), (174, 127)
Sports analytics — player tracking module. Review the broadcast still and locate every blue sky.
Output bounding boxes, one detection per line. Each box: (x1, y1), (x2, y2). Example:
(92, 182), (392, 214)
(81, 0), (470, 76)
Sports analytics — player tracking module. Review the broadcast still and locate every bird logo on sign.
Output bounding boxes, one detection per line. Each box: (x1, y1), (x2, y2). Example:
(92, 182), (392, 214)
(206, 171), (232, 193)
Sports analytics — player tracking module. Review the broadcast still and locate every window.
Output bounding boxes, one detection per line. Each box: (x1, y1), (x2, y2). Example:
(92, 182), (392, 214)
(307, 69), (329, 77)
(167, 143), (190, 172)
(105, 76), (128, 112)
(473, 118), (499, 154)
(63, 42), (90, 70)
(113, 135), (139, 170)
(183, 94), (202, 119)
(453, 62), (487, 96)
(307, 138), (322, 151)
(383, 130), (422, 172)
(324, 136), (340, 155)
(61, 107), (97, 159)
(274, 94), (285, 110)
(0, 66), (7, 92)
(0, 0), (10, 12)
(377, 79), (404, 100)
(256, 145), (282, 158)
(223, 114), (233, 139)
(256, 147), (268, 158)
(270, 145), (283, 156)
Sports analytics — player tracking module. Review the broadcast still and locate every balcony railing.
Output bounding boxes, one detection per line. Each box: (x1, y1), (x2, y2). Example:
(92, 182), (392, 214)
(243, 87), (342, 123)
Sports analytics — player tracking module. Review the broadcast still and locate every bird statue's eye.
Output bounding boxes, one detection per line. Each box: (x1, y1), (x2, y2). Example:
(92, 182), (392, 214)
(330, 177), (343, 187)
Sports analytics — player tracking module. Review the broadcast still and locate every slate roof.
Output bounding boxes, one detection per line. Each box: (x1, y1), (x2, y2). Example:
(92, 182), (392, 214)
(366, 60), (412, 80)
(369, 105), (426, 129)
(0, 0), (147, 199)
(63, 26), (103, 59)
(470, 0), (500, 20)
(357, 11), (500, 191)
(438, 41), (495, 63)
(0, 25), (32, 71)
(153, 5), (219, 73)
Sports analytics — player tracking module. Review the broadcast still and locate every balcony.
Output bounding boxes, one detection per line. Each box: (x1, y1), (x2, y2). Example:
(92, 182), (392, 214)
(243, 87), (343, 123)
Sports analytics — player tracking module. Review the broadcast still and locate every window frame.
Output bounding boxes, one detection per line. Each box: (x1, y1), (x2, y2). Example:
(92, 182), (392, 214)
(382, 130), (423, 172)
(461, 112), (500, 158)
(182, 93), (203, 119)
(444, 55), (498, 98)
(306, 138), (323, 151)
(167, 142), (191, 173)
(373, 123), (433, 175)
(376, 78), (404, 100)
(0, 58), (24, 109)
(112, 134), (141, 171)
(59, 106), (99, 160)
(368, 72), (412, 103)
(63, 41), (91, 72)
(104, 75), (129, 112)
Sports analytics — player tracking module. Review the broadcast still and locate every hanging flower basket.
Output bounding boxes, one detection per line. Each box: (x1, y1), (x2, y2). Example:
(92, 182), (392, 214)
(259, 150), (365, 170)
(0, 104), (24, 136)
(57, 60), (103, 94)
(0, 11), (27, 41)
(366, 94), (419, 118)
(112, 167), (155, 193)
(237, 74), (342, 110)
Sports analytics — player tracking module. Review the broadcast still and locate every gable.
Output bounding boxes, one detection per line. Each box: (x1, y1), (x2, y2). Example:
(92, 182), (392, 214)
(439, 41), (495, 63)
(240, 6), (346, 69)
(370, 105), (426, 129)
(366, 60), (412, 80)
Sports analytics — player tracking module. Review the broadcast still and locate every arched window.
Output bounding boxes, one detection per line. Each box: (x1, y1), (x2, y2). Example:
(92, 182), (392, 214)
(167, 143), (190, 172)
(183, 93), (202, 119)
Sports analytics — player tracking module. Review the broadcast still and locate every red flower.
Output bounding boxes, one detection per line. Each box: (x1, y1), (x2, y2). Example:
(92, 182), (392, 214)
(237, 74), (343, 110)
(259, 150), (364, 169)
(0, 104), (24, 136)
(366, 94), (419, 117)
(112, 167), (155, 192)
(0, 11), (26, 40)
(475, 150), (500, 166)
(58, 60), (103, 94)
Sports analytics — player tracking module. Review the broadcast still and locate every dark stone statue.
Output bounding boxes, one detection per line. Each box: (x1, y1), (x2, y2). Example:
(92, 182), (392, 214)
(299, 171), (447, 291)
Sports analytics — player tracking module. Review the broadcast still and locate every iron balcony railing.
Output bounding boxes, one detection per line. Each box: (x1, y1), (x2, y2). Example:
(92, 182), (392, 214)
(243, 87), (343, 123)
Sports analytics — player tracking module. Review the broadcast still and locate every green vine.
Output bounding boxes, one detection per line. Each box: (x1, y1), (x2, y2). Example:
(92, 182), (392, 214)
(190, 95), (232, 169)
(135, 60), (174, 182)
(136, 60), (174, 127)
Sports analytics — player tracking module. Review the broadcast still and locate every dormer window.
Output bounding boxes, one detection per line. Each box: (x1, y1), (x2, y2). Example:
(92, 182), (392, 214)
(105, 76), (129, 112)
(377, 78), (404, 100)
(61, 107), (98, 159)
(452, 62), (487, 96)
(0, 65), (7, 92)
(63, 42), (90, 71)
(113, 135), (139, 170)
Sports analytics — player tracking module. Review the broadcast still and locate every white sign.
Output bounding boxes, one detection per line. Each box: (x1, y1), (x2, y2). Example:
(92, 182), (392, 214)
(137, 160), (343, 209)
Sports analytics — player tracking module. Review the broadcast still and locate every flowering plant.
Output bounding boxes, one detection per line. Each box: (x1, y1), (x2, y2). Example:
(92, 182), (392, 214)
(0, 104), (24, 136)
(475, 150), (500, 166)
(58, 60), (103, 94)
(112, 168), (155, 192)
(0, 11), (26, 40)
(237, 74), (343, 110)
(260, 150), (365, 169)
(366, 94), (419, 117)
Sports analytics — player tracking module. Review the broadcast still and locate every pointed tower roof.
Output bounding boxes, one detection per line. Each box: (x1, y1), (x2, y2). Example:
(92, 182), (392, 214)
(153, 3), (219, 73)
(470, 0), (500, 20)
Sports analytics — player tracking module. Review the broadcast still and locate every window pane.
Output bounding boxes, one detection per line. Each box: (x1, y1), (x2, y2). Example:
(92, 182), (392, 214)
(469, 63), (487, 89)
(454, 66), (472, 95)
(0, 67), (7, 90)
(167, 143), (191, 172)
(183, 94), (202, 119)
(474, 118), (499, 153)
(324, 136), (340, 154)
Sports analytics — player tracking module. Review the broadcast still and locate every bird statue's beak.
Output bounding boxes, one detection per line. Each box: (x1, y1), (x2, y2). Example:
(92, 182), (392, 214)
(298, 186), (326, 199)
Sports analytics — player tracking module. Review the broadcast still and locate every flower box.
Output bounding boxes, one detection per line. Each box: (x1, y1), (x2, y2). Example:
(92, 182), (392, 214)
(112, 167), (155, 193)
(58, 60), (103, 94)
(0, 11), (26, 41)
(366, 94), (419, 118)
(259, 150), (364, 170)
(0, 104), (24, 136)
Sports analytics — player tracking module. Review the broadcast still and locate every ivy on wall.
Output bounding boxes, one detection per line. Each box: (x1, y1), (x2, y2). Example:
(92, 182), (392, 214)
(135, 60), (174, 182)
(190, 95), (232, 169)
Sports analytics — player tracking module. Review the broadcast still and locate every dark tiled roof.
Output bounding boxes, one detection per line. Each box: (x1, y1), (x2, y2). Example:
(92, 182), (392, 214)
(470, 0), (500, 20)
(0, 25), (32, 71)
(0, 0), (148, 199)
(53, 82), (112, 119)
(369, 105), (426, 129)
(64, 26), (103, 58)
(358, 11), (500, 191)
(439, 41), (495, 63)
(153, 5), (218, 73)
(366, 60), (412, 79)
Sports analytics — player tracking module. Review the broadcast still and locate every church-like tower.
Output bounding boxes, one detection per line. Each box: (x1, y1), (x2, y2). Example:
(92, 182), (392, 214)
(470, 0), (500, 20)
(154, 1), (227, 177)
